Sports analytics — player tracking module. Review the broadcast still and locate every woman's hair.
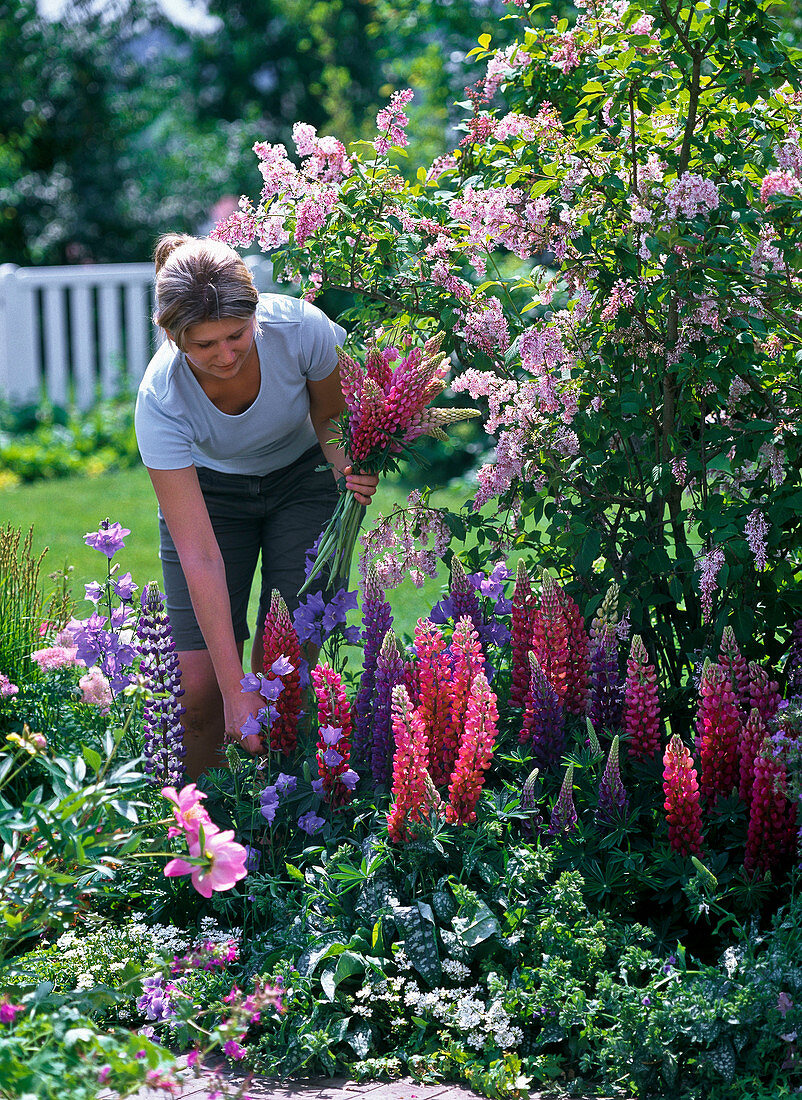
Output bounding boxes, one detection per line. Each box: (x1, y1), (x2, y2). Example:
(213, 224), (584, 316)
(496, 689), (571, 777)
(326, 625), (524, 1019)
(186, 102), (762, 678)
(153, 233), (259, 350)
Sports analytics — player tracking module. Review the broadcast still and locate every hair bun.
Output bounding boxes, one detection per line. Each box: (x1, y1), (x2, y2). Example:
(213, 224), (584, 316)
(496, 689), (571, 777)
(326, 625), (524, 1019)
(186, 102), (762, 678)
(153, 233), (195, 272)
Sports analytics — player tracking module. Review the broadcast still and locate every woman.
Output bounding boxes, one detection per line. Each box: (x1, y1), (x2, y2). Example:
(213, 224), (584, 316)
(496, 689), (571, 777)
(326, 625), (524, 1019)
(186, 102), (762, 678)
(135, 234), (377, 777)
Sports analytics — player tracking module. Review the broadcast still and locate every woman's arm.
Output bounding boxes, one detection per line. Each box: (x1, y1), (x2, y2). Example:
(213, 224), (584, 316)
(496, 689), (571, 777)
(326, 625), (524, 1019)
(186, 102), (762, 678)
(307, 366), (378, 505)
(146, 465), (266, 752)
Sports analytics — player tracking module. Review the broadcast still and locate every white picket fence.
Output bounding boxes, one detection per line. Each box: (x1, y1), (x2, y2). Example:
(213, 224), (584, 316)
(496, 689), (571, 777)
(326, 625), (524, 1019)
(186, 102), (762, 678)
(0, 256), (277, 409)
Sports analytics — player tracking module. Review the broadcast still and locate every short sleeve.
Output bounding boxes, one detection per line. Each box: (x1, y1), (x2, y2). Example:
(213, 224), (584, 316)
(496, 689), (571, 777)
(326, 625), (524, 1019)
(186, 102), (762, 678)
(298, 301), (347, 381)
(134, 384), (195, 470)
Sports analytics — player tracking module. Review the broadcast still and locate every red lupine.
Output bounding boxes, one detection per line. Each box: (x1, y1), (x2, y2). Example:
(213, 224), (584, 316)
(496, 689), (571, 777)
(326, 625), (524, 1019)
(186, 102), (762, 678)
(387, 684), (433, 842)
(718, 626), (751, 711)
(446, 671), (499, 825)
(403, 656), (421, 708)
(530, 572), (569, 704)
(509, 559), (539, 709)
(556, 584), (590, 716)
(312, 663), (353, 806)
(739, 707), (768, 807)
(748, 661), (782, 725)
(624, 634), (661, 761)
(442, 617), (486, 787)
(413, 618), (453, 787)
(662, 734), (704, 857)
(696, 661), (742, 803)
(744, 744), (797, 878)
(261, 590), (303, 754)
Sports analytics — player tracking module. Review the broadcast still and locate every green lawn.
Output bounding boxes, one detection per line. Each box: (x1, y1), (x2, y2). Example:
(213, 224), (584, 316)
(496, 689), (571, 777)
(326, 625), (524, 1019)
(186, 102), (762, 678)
(1, 466), (472, 655)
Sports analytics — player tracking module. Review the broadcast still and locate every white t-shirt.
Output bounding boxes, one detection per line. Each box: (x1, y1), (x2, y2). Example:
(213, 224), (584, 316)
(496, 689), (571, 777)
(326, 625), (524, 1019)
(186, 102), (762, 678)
(134, 294), (346, 475)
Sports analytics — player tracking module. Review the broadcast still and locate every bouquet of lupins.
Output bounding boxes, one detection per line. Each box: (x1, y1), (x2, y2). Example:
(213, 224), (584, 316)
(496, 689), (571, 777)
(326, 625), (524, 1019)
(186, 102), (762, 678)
(301, 331), (480, 594)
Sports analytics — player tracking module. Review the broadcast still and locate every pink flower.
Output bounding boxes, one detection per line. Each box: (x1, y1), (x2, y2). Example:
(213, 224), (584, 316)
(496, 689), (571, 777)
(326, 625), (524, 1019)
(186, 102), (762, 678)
(664, 173), (720, 221)
(663, 734), (704, 857)
(78, 667), (113, 713)
(387, 685), (433, 842)
(0, 998), (24, 1023)
(30, 645), (79, 671)
(164, 824), (248, 898)
(624, 635), (661, 761)
(0, 672), (19, 697)
(744, 510), (770, 572)
(760, 170), (802, 205)
(162, 784), (213, 840)
(696, 546), (724, 623)
(446, 671), (499, 825)
(375, 88), (414, 154)
(696, 662), (742, 802)
(744, 746), (797, 877)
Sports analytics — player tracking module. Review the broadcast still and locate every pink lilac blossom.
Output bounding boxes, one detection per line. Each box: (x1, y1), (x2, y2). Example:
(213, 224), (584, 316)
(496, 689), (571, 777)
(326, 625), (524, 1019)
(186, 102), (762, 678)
(760, 170), (802, 205)
(292, 122), (352, 183)
(745, 509), (770, 571)
(664, 173), (720, 221)
(375, 88), (414, 155)
(458, 297), (511, 357)
(600, 279), (636, 322)
(473, 427), (530, 509)
(696, 546), (725, 622)
(293, 188), (338, 246)
(479, 44), (531, 99)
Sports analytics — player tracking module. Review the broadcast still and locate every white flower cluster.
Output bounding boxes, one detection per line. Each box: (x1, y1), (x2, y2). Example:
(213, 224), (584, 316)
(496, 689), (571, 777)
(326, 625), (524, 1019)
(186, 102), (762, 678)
(402, 973), (523, 1051)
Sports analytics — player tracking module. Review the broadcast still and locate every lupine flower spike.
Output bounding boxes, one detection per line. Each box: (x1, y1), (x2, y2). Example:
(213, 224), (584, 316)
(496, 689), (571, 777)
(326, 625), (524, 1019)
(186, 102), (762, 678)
(590, 582), (620, 644)
(137, 583), (186, 787)
(442, 617), (486, 785)
(387, 684), (433, 842)
(352, 566), (393, 773)
(662, 734), (704, 857)
(744, 742), (797, 878)
(370, 630), (406, 786)
(623, 635), (661, 761)
(449, 556), (484, 644)
(446, 671), (499, 825)
(596, 735), (629, 828)
(748, 661), (782, 725)
(784, 620), (802, 698)
(548, 763), (577, 836)
(739, 708), (768, 807)
(261, 591), (302, 754)
(588, 624), (623, 734)
(520, 767), (543, 835)
(530, 572), (569, 704)
(413, 618), (453, 787)
(312, 664), (355, 806)
(556, 584), (590, 716)
(585, 717), (603, 756)
(718, 626), (751, 712)
(509, 559), (539, 709)
(696, 660), (742, 803)
(519, 652), (565, 769)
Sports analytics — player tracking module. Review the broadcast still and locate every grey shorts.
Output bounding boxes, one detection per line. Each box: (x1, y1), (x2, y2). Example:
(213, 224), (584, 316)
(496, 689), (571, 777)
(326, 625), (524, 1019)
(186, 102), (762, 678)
(158, 445), (340, 651)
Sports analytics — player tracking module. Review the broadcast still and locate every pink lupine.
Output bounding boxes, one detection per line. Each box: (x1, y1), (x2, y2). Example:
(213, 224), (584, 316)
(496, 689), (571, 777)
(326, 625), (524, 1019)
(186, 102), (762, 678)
(744, 744), (797, 878)
(696, 661), (742, 803)
(739, 708), (768, 807)
(748, 661), (781, 725)
(261, 591), (302, 754)
(387, 685), (433, 842)
(442, 617), (486, 786)
(446, 671), (499, 825)
(556, 585), (590, 716)
(623, 635), (661, 761)
(530, 572), (569, 704)
(403, 655), (421, 708)
(509, 559), (539, 709)
(312, 664), (353, 806)
(413, 619), (453, 787)
(348, 377), (390, 461)
(663, 734), (704, 857)
(718, 626), (751, 712)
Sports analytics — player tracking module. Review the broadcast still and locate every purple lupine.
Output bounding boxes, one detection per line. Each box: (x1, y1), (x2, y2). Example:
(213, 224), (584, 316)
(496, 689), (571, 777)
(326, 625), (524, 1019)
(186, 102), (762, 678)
(352, 566), (393, 774)
(519, 653), (566, 769)
(785, 620), (802, 698)
(547, 763), (577, 836)
(371, 630), (405, 786)
(520, 766), (543, 836)
(589, 624), (624, 733)
(137, 583), (186, 786)
(449, 557), (484, 643)
(596, 735), (629, 828)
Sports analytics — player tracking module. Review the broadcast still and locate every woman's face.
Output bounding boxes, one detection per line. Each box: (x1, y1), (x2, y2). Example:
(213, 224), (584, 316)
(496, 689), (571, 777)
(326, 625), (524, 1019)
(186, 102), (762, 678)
(180, 315), (256, 382)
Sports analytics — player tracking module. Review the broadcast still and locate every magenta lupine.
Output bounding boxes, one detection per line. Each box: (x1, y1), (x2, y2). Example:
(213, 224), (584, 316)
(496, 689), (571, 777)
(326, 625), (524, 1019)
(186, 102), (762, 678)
(696, 661), (742, 803)
(748, 661), (782, 725)
(784, 620), (802, 697)
(371, 631), (406, 786)
(446, 671), (499, 825)
(312, 664), (354, 807)
(744, 744), (797, 878)
(588, 624), (624, 733)
(557, 585), (590, 716)
(663, 734), (704, 857)
(623, 635), (661, 761)
(387, 685), (432, 843)
(547, 763), (577, 836)
(137, 583), (186, 787)
(739, 708), (768, 807)
(413, 618), (454, 787)
(520, 652), (566, 769)
(352, 566), (393, 774)
(261, 591), (302, 754)
(530, 573), (569, 704)
(509, 559), (539, 709)
(403, 656), (421, 708)
(442, 617), (486, 787)
(596, 735), (629, 828)
(718, 626), (752, 712)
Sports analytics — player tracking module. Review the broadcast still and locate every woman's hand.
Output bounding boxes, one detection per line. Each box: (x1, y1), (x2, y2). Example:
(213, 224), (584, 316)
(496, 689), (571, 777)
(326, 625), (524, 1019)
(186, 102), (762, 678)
(344, 465), (379, 506)
(223, 688), (268, 757)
